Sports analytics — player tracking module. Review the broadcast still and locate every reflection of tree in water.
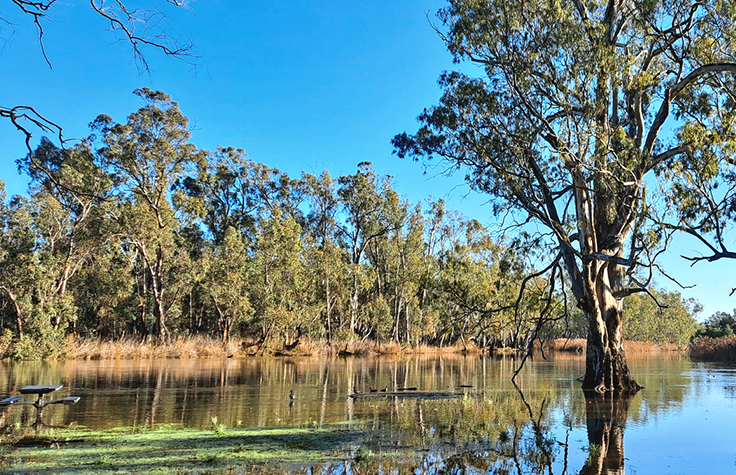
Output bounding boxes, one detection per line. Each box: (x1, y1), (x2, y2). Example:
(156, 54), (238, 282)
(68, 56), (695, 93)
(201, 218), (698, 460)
(319, 386), (637, 475)
(579, 392), (635, 475)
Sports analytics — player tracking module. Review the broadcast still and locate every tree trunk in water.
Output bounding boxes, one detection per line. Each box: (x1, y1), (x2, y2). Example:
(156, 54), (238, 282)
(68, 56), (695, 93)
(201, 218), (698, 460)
(580, 260), (640, 393)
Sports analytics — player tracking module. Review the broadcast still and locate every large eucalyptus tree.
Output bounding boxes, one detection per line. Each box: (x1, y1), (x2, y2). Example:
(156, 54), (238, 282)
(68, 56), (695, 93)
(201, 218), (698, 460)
(395, 0), (736, 392)
(93, 89), (203, 341)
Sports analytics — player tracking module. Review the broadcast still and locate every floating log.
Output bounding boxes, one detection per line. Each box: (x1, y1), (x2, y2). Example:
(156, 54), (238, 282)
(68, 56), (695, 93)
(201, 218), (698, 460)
(349, 391), (460, 400)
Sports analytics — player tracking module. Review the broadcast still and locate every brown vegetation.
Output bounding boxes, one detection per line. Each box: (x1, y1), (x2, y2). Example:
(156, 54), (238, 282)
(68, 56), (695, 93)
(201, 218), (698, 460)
(4, 336), (686, 361)
(538, 339), (682, 355)
(54, 336), (486, 360)
(63, 335), (243, 360)
(690, 336), (736, 361)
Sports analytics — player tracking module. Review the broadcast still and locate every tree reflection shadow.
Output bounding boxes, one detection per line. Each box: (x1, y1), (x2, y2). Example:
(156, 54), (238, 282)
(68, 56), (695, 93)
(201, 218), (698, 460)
(579, 391), (636, 475)
(326, 387), (639, 475)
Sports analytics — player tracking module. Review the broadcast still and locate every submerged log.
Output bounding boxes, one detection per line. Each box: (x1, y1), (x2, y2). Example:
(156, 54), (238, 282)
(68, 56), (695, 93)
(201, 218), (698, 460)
(349, 391), (460, 400)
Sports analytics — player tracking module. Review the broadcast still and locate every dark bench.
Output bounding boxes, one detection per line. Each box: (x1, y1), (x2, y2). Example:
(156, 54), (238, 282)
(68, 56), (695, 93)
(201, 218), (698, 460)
(1, 385), (81, 425)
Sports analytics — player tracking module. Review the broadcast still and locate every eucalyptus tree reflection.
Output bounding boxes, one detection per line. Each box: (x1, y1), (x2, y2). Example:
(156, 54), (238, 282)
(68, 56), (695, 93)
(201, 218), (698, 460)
(579, 392), (635, 475)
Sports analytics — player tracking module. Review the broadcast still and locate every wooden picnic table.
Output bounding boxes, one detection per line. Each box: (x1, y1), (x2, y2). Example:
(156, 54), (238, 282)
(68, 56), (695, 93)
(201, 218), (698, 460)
(0, 384), (80, 425)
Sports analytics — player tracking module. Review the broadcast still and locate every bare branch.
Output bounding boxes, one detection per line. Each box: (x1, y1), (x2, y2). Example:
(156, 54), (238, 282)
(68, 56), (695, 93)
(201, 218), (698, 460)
(0, 104), (63, 151)
(89, 0), (199, 73)
(10, 0), (56, 67)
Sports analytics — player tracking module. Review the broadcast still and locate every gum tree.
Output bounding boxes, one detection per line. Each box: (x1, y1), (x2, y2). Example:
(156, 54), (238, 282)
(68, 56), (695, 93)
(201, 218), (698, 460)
(93, 89), (203, 341)
(395, 0), (736, 392)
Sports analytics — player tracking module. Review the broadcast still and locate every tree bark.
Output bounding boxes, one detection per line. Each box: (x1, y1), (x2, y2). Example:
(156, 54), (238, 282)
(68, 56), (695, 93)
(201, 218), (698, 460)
(578, 258), (640, 393)
(1, 285), (24, 340)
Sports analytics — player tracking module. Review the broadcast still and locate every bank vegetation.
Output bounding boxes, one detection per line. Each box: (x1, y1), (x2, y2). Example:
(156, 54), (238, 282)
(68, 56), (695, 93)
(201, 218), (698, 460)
(0, 90), (705, 361)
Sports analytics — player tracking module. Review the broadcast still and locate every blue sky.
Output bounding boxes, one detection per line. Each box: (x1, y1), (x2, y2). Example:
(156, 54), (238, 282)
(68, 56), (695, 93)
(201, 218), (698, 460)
(0, 1), (732, 319)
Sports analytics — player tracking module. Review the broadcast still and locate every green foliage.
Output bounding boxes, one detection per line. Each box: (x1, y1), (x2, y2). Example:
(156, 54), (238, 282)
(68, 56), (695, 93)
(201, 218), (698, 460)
(354, 446), (374, 464)
(1, 89), (607, 354)
(393, 0), (736, 390)
(623, 289), (701, 345)
(694, 311), (736, 340)
(210, 416), (227, 437)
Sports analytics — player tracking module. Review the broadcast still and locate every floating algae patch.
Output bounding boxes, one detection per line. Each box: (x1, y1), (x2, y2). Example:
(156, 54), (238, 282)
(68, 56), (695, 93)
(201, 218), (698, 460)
(2, 423), (374, 474)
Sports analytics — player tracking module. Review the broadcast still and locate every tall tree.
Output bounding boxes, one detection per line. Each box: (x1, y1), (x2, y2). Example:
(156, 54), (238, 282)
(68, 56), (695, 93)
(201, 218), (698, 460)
(303, 171), (347, 339)
(199, 227), (253, 342)
(337, 162), (402, 334)
(18, 139), (112, 332)
(93, 88), (203, 341)
(250, 208), (309, 346)
(394, 0), (736, 392)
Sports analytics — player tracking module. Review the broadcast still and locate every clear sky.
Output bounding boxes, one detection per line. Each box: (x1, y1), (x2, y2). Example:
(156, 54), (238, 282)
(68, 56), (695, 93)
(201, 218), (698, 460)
(0, 1), (733, 319)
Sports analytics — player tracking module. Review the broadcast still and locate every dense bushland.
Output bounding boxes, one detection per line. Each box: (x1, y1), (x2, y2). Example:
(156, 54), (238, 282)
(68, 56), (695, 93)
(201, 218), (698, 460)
(0, 90), (700, 359)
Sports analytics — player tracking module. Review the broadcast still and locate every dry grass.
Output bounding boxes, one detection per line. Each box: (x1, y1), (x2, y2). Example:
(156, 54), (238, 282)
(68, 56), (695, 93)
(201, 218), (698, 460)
(623, 340), (681, 354)
(64, 335), (242, 360)
(63, 336), (489, 360)
(690, 336), (736, 361)
(538, 339), (682, 354)
(59, 335), (686, 361)
(539, 339), (586, 353)
(405, 342), (484, 354)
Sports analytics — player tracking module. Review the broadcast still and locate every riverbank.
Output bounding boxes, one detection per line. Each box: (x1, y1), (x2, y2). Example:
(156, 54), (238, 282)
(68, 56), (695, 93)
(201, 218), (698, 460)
(0, 336), (684, 361)
(56, 336), (483, 360)
(690, 336), (736, 361)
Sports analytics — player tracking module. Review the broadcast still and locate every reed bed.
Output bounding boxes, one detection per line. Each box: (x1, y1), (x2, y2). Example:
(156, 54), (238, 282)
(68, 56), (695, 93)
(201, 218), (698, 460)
(690, 336), (736, 361)
(64, 335), (243, 360)
(538, 339), (681, 354)
(62, 336), (486, 360)
(34, 335), (690, 361)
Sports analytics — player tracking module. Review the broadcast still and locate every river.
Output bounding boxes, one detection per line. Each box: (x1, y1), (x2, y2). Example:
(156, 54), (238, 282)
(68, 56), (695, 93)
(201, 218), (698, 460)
(1, 352), (734, 473)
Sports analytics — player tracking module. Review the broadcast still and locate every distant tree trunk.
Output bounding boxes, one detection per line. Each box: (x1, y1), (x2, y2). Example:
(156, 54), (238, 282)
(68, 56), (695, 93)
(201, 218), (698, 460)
(140, 243), (169, 342)
(392, 293), (402, 342)
(349, 272), (359, 333)
(325, 275), (332, 340)
(404, 300), (410, 343)
(214, 302), (230, 342)
(53, 260), (73, 331)
(1, 285), (24, 340)
(134, 262), (149, 337)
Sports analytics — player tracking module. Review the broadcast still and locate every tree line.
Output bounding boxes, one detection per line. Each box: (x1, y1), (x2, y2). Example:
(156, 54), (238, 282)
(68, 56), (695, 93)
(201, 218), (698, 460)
(0, 89), (537, 357)
(0, 89), (700, 359)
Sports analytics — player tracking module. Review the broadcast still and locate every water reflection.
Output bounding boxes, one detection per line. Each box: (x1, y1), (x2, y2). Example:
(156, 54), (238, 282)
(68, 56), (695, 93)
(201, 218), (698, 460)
(0, 354), (734, 473)
(579, 392), (634, 475)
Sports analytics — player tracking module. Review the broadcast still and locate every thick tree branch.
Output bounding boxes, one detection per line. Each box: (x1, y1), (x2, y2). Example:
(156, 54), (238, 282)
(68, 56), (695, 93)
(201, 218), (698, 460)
(644, 63), (736, 156)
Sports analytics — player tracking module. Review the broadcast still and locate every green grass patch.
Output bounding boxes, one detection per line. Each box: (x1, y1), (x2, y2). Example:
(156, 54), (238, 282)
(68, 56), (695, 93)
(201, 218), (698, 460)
(1, 423), (372, 474)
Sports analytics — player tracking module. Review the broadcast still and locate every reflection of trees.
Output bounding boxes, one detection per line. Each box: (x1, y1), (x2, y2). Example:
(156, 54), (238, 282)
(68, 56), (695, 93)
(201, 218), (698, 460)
(579, 392), (636, 475)
(346, 383), (637, 475)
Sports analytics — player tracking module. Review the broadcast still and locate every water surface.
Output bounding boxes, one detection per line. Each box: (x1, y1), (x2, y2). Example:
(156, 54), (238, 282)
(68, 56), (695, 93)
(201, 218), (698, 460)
(1, 353), (734, 473)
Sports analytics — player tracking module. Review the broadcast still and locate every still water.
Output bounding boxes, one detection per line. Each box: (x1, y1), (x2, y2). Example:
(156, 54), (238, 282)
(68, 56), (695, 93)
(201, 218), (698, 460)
(1, 353), (734, 473)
